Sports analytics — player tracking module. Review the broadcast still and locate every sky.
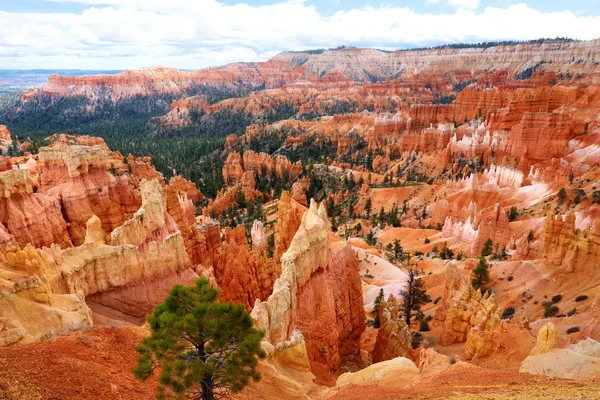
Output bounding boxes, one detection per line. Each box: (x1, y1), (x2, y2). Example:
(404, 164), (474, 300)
(0, 0), (599, 70)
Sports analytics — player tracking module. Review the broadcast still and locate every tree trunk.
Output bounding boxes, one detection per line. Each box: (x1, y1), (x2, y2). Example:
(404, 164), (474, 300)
(201, 373), (215, 400)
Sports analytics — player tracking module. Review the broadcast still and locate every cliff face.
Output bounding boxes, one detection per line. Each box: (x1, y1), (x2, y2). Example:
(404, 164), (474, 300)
(372, 294), (412, 363)
(0, 136), (216, 346)
(32, 40), (600, 108)
(251, 200), (365, 381)
(542, 212), (600, 274)
(437, 263), (503, 359)
(222, 151), (302, 186)
(0, 167), (71, 248)
(38, 145), (141, 245)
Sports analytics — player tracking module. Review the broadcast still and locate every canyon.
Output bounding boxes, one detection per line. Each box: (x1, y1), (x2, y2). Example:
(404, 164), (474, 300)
(2, 38), (600, 399)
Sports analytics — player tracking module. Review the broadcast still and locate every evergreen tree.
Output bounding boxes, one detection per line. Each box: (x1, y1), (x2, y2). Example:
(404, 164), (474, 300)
(365, 230), (377, 246)
(364, 197), (372, 216)
(439, 242), (454, 259)
(558, 187), (567, 201)
(378, 207), (385, 224)
(481, 238), (493, 257)
(134, 278), (266, 400)
(372, 288), (385, 328)
(569, 171), (574, 185)
(387, 239), (403, 263)
(400, 268), (431, 326)
(508, 206), (518, 221)
(472, 256), (490, 290)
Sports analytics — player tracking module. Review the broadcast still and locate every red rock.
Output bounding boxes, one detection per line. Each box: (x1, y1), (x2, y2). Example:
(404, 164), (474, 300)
(215, 226), (263, 310)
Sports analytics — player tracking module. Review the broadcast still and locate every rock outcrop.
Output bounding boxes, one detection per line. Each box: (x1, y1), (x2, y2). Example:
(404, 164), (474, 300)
(437, 263), (503, 359)
(542, 212), (600, 274)
(252, 200), (365, 380)
(0, 166), (72, 248)
(520, 324), (600, 380)
(372, 294), (412, 363)
(38, 145), (141, 245)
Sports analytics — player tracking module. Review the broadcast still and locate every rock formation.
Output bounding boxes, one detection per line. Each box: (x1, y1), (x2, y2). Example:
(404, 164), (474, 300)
(542, 212), (600, 274)
(372, 294), (412, 363)
(251, 200), (365, 380)
(437, 263), (503, 359)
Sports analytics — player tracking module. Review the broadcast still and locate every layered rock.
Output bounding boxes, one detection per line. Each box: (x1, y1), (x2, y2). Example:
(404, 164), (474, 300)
(251, 201), (365, 379)
(520, 324), (600, 380)
(223, 151), (302, 186)
(0, 125), (13, 154)
(437, 263), (503, 359)
(273, 191), (304, 265)
(372, 294), (412, 363)
(0, 166), (71, 248)
(215, 225), (263, 310)
(542, 212), (600, 274)
(38, 145), (141, 245)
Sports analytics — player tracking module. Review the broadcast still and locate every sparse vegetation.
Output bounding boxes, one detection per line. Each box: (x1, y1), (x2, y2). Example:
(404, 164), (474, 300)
(400, 268), (431, 326)
(502, 307), (516, 320)
(566, 326), (580, 334)
(551, 294), (563, 304)
(472, 256), (490, 290)
(372, 288), (385, 329)
(575, 295), (588, 302)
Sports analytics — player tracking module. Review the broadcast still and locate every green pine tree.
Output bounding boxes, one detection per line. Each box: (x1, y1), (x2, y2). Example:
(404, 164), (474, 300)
(373, 288), (385, 328)
(400, 268), (431, 326)
(481, 238), (493, 257)
(133, 278), (266, 400)
(364, 197), (372, 216)
(472, 256), (490, 290)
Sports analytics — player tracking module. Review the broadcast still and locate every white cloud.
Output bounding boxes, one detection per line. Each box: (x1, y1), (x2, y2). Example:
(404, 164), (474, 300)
(0, 1), (598, 69)
(448, 0), (481, 10)
(426, 0), (480, 10)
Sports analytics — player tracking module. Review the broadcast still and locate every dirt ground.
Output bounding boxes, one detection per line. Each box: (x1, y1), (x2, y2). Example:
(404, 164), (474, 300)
(2, 326), (600, 400)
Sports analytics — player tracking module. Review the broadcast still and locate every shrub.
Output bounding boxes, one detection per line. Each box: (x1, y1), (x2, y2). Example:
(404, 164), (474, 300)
(575, 295), (588, 302)
(419, 320), (431, 332)
(508, 206), (519, 221)
(502, 307), (516, 320)
(433, 296), (442, 305)
(507, 275), (514, 282)
(411, 332), (424, 349)
(551, 294), (563, 304)
(566, 326), (580, 334)
(558, 187), (567, 201)
(424, 237), (430, 244)
(472, 256), (490, 289)
(543, 302), (559, 318)
(481, 238), (493, 257)
(449, 354), (457, 364)
(567, 308), (577, 317)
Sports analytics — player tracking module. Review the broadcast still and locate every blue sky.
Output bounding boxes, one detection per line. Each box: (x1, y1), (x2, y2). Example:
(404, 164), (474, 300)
(0, 0), (599, 69)
(2, 0), (599, 15)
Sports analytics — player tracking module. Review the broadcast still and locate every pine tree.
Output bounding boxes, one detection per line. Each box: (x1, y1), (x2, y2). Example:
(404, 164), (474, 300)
(134, 278), (266, 400)
(558, 187), (567, 201)
(364, 197), (372, 216)
(569, 171), (574, 185)
(400, 268), (431, 326)
(387, 239), (403, 263)
(508, 206), (518, 221)
(481, 238), (493, 257)
(373, 288), (385, 328)
(472, 256), (490, 290)
(439, 242), (454, 259)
